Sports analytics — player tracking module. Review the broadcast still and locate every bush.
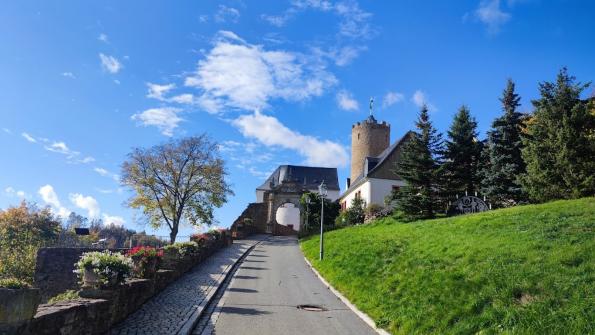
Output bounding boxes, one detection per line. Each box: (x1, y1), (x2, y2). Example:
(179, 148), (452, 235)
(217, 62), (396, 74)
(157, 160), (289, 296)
(0, 202), (61, 283)
(164, 241), (199, 257)
(0, 277), (30, 289)
(75, 251), (133, 288)
(126, 246), (163, 278)
(47, 290), (79, 303)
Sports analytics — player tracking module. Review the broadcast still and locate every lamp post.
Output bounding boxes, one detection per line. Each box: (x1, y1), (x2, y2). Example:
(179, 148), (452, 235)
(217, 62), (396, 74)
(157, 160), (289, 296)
(318, 181), (328, 260)
(305, 195), (311, 232)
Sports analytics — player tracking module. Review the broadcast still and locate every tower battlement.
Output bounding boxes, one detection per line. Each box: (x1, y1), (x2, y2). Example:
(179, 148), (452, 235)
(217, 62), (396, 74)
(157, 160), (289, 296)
(350, 116), (390, 183)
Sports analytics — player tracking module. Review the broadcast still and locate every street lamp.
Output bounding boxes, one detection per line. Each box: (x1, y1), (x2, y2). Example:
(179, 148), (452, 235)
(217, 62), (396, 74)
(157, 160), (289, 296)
(304, 195), (311, 232)
(318, 181), (328, 260)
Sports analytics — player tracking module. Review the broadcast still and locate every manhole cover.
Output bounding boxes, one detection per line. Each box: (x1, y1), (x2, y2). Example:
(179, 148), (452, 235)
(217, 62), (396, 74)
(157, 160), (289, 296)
(297, 304), (327, 312)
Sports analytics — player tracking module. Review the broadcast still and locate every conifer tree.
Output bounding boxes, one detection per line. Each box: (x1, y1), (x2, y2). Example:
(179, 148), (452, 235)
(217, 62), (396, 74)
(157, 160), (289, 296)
(394, 105), (443, 220)
(480, 79), (526, 206)
(520, 68), (595, 201)
(442, 106), (483, 196)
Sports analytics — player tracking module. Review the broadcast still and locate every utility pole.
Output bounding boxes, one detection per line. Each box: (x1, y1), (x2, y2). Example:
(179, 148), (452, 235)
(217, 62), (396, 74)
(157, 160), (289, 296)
(318, 181), (327, 260)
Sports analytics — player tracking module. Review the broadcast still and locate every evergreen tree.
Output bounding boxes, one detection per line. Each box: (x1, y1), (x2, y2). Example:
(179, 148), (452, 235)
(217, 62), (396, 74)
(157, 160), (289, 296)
(480, 79), (527, 206)
(394, 105), (443, 220)
(442, 105), (483, 196)
(520, 67), (595, 201)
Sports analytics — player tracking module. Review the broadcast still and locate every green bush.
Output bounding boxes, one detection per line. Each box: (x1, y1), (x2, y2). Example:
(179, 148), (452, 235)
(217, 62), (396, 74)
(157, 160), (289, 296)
(47, 290), (79, 303)
(0, 277), (30, 289)
(164, 241), (199, 257)
(75, 251), (133, 287)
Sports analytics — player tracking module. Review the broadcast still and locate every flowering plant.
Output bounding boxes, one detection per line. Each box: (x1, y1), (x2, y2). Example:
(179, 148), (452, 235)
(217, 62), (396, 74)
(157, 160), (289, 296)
(74, 251), (133, 288)
(126, 246), (163, 259)
(126, 246), (163, 278)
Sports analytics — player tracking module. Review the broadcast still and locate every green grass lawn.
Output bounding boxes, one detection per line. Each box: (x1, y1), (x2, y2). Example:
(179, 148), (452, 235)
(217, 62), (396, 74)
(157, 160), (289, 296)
(300, 198), (594, 335)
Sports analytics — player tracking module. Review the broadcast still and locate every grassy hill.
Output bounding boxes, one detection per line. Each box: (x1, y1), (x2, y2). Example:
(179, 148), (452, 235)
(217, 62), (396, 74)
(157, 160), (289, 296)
(301, 198), (594, 334)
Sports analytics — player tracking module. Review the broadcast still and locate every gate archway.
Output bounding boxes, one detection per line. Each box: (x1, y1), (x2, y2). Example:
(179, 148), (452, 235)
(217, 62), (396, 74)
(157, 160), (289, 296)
(275, 202), (301, 232)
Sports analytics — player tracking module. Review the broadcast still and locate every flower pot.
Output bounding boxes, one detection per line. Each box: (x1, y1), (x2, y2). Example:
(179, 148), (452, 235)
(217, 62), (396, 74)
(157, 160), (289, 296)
(132, 257), (159, 278)
(83, 268), (101, 288)
(0, 287), (40, 333)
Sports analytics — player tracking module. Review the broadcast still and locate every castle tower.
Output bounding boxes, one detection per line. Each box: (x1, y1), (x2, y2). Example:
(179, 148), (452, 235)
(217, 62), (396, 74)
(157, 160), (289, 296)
(350, 102), (390, 183)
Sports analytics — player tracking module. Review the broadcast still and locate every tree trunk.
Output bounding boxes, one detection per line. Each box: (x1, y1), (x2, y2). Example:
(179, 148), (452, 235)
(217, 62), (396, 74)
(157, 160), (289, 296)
(169, 226), (178, 244)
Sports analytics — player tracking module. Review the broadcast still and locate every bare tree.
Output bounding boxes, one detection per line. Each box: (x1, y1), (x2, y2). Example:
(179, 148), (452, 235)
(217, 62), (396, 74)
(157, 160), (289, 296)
(121, 135), (232, 243)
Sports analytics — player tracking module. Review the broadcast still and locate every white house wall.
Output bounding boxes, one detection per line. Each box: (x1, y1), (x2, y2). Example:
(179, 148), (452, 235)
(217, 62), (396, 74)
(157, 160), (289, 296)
(342, 181), (372, 208)
(368, 178), (406, 205)
(341, 178), (405, 208)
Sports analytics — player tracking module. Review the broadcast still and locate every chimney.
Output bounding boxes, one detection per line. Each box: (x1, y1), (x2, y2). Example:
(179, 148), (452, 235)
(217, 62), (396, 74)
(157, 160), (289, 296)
(346, 177), (351, 189)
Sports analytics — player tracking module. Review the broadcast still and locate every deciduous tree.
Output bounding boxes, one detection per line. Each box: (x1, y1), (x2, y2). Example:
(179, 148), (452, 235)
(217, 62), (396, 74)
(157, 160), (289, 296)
(121, 135), (233, 243)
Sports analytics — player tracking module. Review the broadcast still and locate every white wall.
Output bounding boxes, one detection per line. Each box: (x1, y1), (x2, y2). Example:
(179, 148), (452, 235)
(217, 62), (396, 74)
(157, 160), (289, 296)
(341, 178), (405, 209)
(368, 178), (406, 205)
(341, 181), (371, 209)
(275, 203), (300, 231)
(256, 190), (265, 203)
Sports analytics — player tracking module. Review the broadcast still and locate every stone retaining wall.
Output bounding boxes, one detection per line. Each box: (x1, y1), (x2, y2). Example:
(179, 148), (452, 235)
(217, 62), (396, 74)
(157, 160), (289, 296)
(16, 238), (230, 335)
(34, 247), (126, 302)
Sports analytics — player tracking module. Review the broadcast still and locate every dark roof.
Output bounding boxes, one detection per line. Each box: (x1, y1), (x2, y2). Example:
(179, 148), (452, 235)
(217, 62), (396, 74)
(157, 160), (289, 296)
(343, 131), (414, 196)
(257, 165), (340, 191)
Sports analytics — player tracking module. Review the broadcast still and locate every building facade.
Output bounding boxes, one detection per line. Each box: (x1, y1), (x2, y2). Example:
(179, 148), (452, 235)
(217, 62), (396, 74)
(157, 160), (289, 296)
(232, 165), (340, 235)
(340, 114), (412, 210)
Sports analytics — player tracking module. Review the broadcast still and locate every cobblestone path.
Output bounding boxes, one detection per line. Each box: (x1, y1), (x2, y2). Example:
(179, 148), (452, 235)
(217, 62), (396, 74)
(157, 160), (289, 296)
(109, 238), (262, 335)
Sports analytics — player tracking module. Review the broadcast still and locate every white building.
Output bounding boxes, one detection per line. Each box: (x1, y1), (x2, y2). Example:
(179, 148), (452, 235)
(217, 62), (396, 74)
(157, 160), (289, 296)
(339, 114), (412, 210)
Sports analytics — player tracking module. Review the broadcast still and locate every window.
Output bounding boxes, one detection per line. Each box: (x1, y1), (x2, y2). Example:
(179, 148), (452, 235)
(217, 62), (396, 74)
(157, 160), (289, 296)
(357, 133), (360, 140)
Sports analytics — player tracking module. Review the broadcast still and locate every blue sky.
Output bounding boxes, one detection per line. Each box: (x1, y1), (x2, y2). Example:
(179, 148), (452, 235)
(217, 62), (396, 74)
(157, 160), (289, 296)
(1, 0), (594, 239)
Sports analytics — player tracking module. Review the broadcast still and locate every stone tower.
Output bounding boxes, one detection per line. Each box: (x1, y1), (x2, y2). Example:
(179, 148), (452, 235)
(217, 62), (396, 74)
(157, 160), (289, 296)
(350, 114), (390, 183)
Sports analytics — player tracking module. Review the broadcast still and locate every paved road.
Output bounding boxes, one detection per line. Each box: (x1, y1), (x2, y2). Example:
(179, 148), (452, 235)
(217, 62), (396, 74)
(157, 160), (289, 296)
(109, 238), (262, 335)
(197, 236), (377, 335)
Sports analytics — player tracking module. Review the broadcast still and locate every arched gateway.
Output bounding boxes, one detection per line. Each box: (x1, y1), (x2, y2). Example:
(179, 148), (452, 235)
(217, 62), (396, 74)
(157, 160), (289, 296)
(231, 165), (340, 236)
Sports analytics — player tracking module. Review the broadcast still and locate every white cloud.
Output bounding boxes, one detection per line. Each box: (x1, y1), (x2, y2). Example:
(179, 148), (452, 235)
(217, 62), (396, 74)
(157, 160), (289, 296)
(146, 83), (175, 101)
(330, 46), (366, 66)
(214, 5), (240, 23)
(2, 128), (11, 134)
(102, 214), (125, 227)
(232, 111), (348, 167)
(38, 184), (71, 217)
(98, 33), (109, 43)
(199, 15), (209, 23)
(184, 31), (337, 113)
(336, 90), (359, 111)
(44, 141), (79, 157)
(5, 187), (27, 199)
(61, 72), (76, 79)
(69, 193), (100, 219)
(78, 156), (95, 164)
(131, 107), (184, 137)
(263, 0), (374, 39)
(411, 90), (437, 112)
(170, 94), (194, 104)
(382, 91), (404, 108)
(474, 0), (511, 33)
(99, 53), (122, 74)
(21, 132), (37, 143)
(94, 167), (109, 176)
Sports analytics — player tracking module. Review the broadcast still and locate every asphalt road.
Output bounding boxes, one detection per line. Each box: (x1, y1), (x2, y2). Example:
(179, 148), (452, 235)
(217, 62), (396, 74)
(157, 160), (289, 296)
(210, 236), (377, 335)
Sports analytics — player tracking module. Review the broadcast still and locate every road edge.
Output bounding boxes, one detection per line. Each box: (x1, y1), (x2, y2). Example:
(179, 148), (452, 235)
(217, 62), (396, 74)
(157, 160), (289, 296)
(177, 238), (263, 335)
(302, 254), (391, 335)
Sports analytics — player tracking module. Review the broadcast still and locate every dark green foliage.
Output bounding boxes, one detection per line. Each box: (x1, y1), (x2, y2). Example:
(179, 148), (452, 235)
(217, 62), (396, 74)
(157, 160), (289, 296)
(301, 198), (595, 334)
(442, 105), (483, 196)
(480, 79), (527, 206)
(345, 197), (366, 225)
(299, 192), (340, 235)
(520, 68), (595, 201)
(394, 105), (443, 220)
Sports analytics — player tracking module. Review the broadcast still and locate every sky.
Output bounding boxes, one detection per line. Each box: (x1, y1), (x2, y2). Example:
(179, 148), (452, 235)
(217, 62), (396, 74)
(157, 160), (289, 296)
(1, 0), (594, 239)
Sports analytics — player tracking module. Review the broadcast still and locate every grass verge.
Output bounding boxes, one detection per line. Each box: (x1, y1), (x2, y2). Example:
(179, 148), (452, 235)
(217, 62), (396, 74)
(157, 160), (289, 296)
(300, 198), (594, 334)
